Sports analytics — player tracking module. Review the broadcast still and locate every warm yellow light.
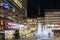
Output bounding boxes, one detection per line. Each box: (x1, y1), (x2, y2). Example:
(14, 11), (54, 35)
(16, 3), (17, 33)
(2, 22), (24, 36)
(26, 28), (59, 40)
(0, 15), (4, 17)
(14, 0), (22, 8)
(24, 23), (26, 24)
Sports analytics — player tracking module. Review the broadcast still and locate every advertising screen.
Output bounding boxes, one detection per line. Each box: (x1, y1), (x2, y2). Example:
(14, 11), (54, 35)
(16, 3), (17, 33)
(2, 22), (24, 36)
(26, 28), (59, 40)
(4, 22), (20, 30)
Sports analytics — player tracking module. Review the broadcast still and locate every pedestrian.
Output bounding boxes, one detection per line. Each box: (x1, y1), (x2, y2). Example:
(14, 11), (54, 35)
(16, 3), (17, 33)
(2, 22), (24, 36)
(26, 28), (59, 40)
(48, 32), (50, 38)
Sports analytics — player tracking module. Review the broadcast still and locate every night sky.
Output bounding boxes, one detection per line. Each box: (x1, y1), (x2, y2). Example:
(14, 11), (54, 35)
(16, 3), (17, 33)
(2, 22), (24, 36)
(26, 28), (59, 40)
(27, 0), (60, 18)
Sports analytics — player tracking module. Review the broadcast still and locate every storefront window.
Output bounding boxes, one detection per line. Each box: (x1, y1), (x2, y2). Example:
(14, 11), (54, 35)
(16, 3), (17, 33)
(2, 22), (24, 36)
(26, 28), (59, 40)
(5, 30), (15, 40)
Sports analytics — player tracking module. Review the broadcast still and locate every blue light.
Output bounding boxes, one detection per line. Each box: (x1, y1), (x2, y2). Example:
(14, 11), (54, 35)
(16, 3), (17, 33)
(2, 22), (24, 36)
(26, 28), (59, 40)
(3, 3), (9, 9)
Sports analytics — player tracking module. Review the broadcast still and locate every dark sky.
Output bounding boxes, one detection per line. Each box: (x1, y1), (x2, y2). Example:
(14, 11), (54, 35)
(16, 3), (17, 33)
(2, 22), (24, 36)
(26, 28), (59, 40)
(27, 0), (60, 18)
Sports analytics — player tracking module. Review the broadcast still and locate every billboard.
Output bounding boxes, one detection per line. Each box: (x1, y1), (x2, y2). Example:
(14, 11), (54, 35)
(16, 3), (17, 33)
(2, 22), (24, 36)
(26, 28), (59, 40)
(4, 22), (19, 30)
(4, 21), (26, 30)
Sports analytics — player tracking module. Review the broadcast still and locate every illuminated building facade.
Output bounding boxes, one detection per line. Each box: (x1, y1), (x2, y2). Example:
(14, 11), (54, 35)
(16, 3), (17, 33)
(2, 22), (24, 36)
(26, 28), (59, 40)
(26, 18), (37, 28)
(45, 9), (60, 24)
(45, 9), (60, 29)
(0, 0), (28, 39)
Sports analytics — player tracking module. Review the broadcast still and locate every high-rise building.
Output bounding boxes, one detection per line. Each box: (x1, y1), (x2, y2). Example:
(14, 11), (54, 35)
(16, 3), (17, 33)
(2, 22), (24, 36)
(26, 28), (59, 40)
(45, 9), (60, 30)
(45, 9), (60, 24)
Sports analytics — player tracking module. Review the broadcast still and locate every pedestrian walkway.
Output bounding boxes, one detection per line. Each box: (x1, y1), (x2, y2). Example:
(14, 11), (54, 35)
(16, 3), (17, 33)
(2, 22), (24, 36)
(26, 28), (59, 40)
(37, 37), (60, 40)
(16, 37), (60, 40)
(20, 37), (37, 40)
(37, 38), (54, 40)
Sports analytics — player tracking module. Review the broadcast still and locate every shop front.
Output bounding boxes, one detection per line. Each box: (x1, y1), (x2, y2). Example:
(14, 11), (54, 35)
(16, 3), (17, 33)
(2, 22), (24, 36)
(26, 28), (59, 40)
(4, 21), (20, 40)
(5, 30), (15, 40)
(19, 26), (37, 38)
(46, 24), (60, 38)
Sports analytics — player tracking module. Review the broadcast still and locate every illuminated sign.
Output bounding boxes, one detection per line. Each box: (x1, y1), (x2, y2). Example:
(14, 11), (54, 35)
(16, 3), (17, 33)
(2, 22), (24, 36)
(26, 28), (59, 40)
(3, 3), (9, 9)
(5, 21), (26, 30)
(7, 22), (19, 30)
